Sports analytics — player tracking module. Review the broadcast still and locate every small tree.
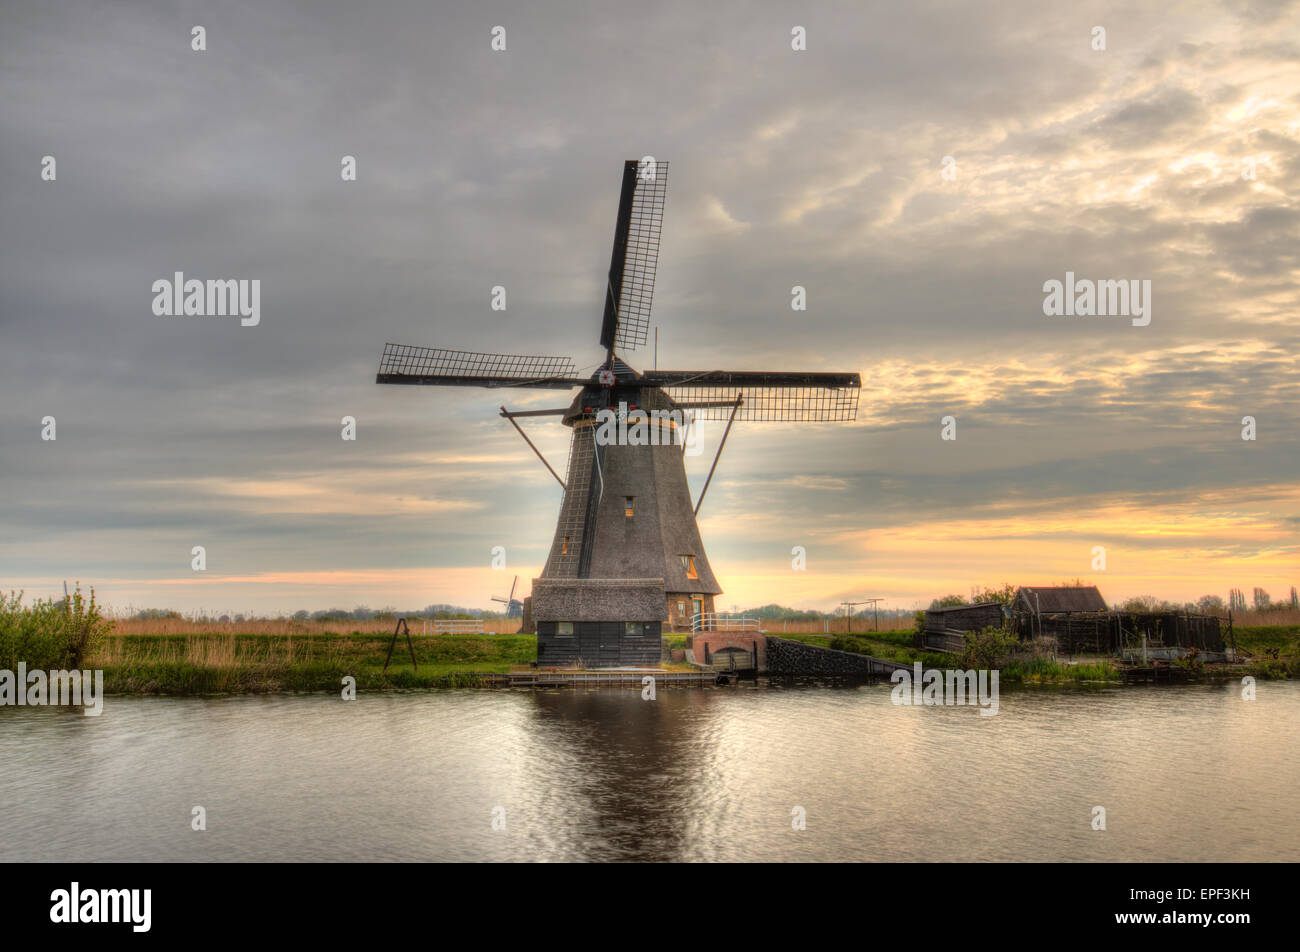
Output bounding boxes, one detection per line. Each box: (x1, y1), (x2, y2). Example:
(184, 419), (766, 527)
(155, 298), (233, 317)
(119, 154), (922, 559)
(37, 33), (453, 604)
(63, 583), (111, 669)
(973, 583), (1019, 607)
(959, 626), (1020, 669)
(0, 584), (110, 670)
(1196, 594), (1227, 614)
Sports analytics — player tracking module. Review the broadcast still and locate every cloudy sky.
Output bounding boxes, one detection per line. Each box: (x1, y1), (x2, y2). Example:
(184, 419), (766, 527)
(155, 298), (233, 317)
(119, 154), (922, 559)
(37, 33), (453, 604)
(2, 0), (1297, 616)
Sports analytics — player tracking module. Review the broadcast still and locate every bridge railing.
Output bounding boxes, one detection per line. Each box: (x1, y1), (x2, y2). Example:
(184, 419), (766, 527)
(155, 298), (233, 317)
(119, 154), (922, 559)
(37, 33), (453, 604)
(691, 612), (762, 633)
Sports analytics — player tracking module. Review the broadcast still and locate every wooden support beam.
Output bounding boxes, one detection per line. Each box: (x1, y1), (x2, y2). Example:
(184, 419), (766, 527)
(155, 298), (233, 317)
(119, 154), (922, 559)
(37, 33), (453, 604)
(499, 407), (569, 417)
(500, 406), (566, 491)
(693, 394), (742, 515)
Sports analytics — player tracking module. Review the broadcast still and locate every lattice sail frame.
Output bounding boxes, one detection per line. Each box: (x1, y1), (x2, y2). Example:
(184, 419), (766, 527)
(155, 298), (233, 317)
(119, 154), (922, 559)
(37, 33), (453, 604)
(663, 384), (859, 421)
(378, 344), (575, 381)
(612, 160), (667, 351)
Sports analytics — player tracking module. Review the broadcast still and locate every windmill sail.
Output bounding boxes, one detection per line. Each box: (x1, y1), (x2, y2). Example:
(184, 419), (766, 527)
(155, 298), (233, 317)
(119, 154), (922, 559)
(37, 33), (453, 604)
(646, 369), (861, 421)
(599, 159), (667, 353)
(377, 344), (581, 389)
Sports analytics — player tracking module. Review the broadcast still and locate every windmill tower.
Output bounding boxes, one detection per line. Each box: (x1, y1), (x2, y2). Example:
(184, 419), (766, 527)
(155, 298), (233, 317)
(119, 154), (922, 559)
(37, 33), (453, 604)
(376, 159), (860, 666)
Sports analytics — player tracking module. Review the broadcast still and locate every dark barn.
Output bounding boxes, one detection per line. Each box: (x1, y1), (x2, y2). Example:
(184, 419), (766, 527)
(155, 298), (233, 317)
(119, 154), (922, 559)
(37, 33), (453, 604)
(1013, 585), (1226, 655)
(922, 602), (1007, 652)
(1013, 585), (1117, 653)
(1116, 611), (1225, 654)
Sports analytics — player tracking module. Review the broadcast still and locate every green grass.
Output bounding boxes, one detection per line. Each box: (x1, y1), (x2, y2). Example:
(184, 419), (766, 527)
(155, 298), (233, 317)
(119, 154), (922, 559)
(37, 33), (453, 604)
(93, 632), (538, 694)
(1231, 625), (1300, 655)
(1225, 626), (1299, 678)
(999, 658), (1121, 682)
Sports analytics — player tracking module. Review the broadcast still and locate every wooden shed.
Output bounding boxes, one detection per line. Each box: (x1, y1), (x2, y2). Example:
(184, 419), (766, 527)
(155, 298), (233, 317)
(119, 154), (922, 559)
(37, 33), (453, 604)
(1014, 585), (1109, 614)
(922, 602), (1006, 652)
(1013, 586), (1225, 655)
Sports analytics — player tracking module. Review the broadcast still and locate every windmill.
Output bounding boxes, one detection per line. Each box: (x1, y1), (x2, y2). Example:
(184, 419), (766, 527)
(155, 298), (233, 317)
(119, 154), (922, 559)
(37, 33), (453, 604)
(491, 575), (523, 619)
(376, 159), (860, 666)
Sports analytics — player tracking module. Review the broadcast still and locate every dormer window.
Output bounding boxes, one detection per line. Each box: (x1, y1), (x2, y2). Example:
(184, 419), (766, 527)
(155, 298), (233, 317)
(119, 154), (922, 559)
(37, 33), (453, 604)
(680, 555), (698, 579)
(624, 496), (635, 517)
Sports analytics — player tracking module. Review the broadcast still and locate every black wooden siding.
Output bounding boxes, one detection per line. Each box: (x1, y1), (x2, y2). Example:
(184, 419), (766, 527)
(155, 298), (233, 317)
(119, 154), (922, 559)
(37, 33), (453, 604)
(537, 621), (662, 667)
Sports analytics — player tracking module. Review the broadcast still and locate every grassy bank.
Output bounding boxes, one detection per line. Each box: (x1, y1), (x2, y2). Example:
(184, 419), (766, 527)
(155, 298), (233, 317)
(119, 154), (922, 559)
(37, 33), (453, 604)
(778, 632), (1126, 684)
(783, 631), (962, 671)
(809, 625), (1298, 681)
(1231, 625), (1300, 678)
(91, 631), (538, 693)
(10, 598), (1295, 694)
(669, 625), (1299, 683)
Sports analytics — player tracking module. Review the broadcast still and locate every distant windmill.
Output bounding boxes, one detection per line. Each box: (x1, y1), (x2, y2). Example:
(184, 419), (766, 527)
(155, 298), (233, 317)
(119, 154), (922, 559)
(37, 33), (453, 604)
(376, 159), (860, 666)
(492, 575), (523, 618)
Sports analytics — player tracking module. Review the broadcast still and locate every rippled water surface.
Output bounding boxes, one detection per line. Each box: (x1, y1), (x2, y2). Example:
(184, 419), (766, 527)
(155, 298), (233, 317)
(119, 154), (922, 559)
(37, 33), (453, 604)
(2, 681), (1297, 861)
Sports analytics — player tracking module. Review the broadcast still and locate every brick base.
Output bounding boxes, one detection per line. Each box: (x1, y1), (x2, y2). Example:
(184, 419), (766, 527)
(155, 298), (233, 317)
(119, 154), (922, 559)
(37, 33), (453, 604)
(686, 632), (765, 670)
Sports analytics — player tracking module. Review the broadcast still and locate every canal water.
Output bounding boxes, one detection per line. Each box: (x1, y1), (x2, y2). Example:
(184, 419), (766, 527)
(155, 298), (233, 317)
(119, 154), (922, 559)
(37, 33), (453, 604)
(1, 681), (1296, 861)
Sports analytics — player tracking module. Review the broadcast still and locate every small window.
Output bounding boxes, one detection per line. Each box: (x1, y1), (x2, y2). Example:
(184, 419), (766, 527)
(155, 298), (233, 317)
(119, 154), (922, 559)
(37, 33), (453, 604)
(557, 622), (573, 636)
(681, 555), (698, 579)
(624, 496), (635, 517)
(624, 622), (643, 636)
(677, 601), (686, 615)
(561, 536), (570, 555)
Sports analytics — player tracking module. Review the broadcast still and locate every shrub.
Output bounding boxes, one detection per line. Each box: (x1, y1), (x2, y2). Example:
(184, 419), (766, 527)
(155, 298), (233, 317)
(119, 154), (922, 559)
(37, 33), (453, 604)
(0, 584), (112, 670)
(959, 626), (1021, 669)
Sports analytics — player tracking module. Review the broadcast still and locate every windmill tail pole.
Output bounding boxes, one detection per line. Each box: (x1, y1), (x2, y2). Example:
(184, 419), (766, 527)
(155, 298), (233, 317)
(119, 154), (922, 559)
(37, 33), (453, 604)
(694, 394), (742, 516)
(500, 407), (566, 491)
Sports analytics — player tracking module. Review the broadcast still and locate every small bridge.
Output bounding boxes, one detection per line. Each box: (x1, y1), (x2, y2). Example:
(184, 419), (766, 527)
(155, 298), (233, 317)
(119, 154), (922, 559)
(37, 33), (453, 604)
(691, 612), (762, 632)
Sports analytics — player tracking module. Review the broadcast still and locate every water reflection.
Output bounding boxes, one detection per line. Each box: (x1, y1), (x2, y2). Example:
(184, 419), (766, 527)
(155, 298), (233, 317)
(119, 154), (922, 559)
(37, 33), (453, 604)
(0, 681), (1296, 862)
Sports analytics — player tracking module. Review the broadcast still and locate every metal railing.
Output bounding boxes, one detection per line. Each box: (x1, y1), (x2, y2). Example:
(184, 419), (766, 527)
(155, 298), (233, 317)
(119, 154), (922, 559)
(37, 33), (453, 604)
(691, 612), (761, 633)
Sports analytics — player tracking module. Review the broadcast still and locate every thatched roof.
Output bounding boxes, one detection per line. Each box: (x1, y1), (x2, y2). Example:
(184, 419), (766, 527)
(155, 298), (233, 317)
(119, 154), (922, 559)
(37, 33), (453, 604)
(531, 577), (668, 622)
(1016, 585), (1108, 613)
